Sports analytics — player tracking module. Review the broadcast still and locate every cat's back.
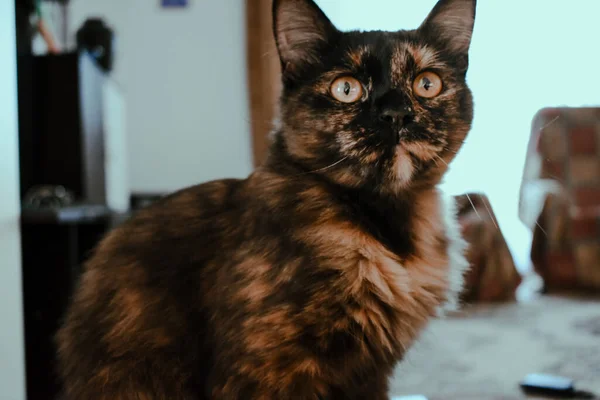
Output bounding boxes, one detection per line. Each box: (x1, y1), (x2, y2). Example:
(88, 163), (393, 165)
(56, 177), (247, 399)
(99, 178), (243, 263)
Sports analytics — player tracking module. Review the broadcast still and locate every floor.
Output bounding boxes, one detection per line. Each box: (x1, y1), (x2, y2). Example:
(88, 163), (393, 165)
(389, 294), (600, 399)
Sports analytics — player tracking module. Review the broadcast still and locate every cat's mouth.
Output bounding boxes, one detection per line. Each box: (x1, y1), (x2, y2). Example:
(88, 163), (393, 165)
(394, 128), (440, 162)
(398, 138), (440, 163)
(396, 127), (410, 144)
(400, 142), (438, 159)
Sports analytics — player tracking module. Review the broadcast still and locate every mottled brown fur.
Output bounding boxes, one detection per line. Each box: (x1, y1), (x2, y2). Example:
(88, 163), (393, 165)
(56, 0), (476, 398)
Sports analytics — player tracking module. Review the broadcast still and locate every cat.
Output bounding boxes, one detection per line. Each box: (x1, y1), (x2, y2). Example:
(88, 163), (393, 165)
(56, 0), (476, 398)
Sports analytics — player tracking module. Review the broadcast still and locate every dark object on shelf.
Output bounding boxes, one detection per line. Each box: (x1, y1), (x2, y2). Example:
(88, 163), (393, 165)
(17, 52), (108, 204)
(21, 205), (129, 400)
(76, 18), (114, 72)
(23, 185), (75, 210)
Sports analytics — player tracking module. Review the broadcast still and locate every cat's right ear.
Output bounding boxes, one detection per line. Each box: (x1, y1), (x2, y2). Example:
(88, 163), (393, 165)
(272, 0), (339, 77)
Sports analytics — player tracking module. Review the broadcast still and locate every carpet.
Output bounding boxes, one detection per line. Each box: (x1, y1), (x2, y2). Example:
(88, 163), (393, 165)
(390, 294), (600, 399)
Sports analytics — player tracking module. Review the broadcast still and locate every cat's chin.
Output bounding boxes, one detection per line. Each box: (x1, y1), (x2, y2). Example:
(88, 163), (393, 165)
(393, 146), (415, 186)
(399, 140), (440, 163)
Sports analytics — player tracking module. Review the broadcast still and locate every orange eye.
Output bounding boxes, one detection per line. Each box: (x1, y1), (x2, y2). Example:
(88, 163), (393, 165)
(413, 71), (443, 98)
(330, 77), (364, 103)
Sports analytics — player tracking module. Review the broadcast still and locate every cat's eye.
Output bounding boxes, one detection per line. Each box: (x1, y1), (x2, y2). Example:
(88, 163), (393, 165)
(330, 77), (364, 103)
(413, 72), (443, 98)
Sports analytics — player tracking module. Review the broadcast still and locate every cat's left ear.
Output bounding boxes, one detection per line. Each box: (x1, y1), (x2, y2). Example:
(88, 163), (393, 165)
(419, 0), (476, 55)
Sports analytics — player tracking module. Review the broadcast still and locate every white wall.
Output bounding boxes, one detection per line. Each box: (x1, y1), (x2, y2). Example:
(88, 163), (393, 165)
(69, 0), (253, 194)
(320, 0), (600, 273)
(0, 0), (26, 399)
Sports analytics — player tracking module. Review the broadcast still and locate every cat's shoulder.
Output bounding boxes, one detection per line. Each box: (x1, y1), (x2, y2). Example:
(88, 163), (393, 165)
(147, 178), (245, 211)
(245, 170), (343, 214)
(95, 178), (245, 253)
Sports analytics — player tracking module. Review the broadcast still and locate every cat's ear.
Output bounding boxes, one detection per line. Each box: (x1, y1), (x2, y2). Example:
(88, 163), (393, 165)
(272, 0), (339, 74)
(419, 0), (476, 55)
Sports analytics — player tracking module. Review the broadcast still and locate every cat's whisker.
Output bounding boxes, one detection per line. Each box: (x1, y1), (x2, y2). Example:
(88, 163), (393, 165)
(479, 193), (499, 230)
(546, 174), (564, 183)
(535, 221), (548, 237)
(296, 157), (349, 176)
(435, 155), (449, 167)
(347, 328), (368, 348)
(443, 147), (458, 154)
(538, 115), (560, 133)
(465, 193), (481, 220)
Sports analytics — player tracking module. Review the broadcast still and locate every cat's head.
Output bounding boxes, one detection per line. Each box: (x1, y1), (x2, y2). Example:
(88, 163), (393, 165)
(271, 0), (476, 193)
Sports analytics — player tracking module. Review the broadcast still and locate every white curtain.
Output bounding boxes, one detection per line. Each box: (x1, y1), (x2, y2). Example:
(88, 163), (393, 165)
(318, 0), (600, 273)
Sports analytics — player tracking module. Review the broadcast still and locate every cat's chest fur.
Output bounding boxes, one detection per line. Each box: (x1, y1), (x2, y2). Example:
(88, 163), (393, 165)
(294, 184), (468, 363)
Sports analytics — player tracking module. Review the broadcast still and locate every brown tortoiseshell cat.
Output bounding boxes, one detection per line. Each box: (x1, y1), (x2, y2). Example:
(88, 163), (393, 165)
(57, 0), (476, 398)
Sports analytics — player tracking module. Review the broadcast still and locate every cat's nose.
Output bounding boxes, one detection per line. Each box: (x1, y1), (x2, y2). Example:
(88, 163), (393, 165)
(379, 107), (414, 127)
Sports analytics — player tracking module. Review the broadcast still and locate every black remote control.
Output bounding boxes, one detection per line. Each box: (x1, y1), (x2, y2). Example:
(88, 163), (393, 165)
(520, 373), (597, 398)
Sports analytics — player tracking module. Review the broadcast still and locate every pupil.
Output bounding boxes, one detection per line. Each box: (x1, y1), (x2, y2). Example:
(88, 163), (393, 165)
(423, 77), (431, 90)
(344, 82), (351, 96)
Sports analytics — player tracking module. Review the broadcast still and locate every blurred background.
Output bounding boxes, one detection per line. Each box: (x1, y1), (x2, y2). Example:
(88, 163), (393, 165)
(1, 1), (599, 399)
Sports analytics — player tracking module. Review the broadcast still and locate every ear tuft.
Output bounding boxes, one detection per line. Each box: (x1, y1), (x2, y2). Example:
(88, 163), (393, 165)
(419, 0), (476, 55)
(272, 0), (338, 72)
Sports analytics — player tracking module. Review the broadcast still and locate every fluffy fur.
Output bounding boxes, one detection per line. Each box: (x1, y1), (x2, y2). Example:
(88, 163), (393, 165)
(56, 0), (476, 398)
